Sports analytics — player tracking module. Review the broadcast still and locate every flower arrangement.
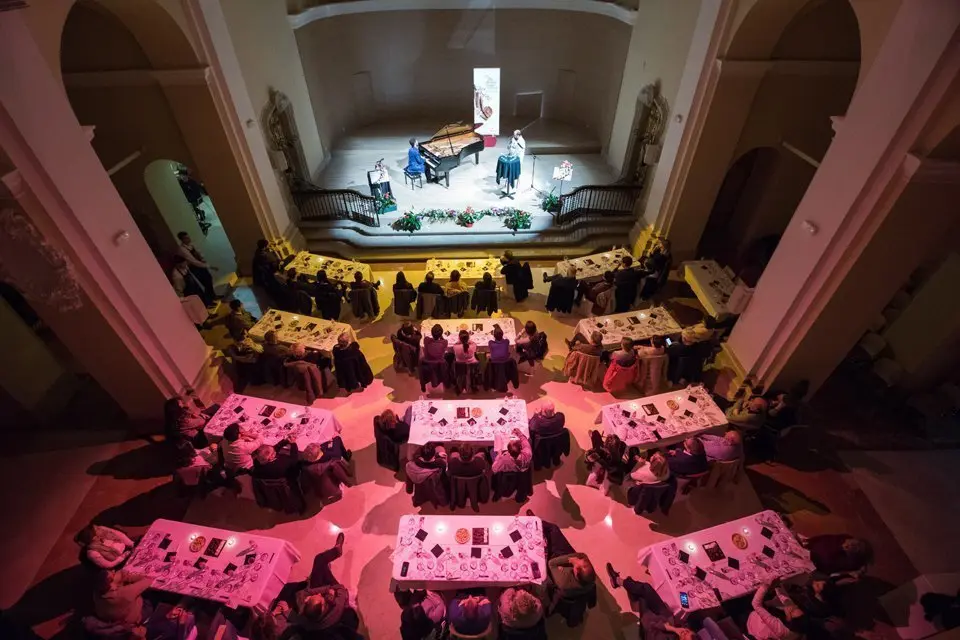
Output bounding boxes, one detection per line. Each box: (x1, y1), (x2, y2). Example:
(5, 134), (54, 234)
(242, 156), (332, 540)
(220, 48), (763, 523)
(540, 187), (560, 213)
(501, 209), (532, 234)
(374, 191), (397, 215)
(456, 206), (481, 227)
(390, 206), (534, 233)
(390, 211), (422, 233)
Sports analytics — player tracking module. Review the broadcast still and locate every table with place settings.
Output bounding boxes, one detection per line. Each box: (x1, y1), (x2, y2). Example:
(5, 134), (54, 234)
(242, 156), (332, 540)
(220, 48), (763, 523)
(287, 251), (373, 283)
(391, 515), (547, 591)
(684, 260), (736, 319)
(573, 306), (683, 349)
(248, 309), (356, 353)
(204, 393), (343, 450)
(599, 385), (727, 449)
(126, 519), (301, 610)
(420, 318), (517, 352)
(406, 398), (529, 446)
(555, 248), (632, 281)
(638, 510), (814, 615)
(425, 257), (505, 286)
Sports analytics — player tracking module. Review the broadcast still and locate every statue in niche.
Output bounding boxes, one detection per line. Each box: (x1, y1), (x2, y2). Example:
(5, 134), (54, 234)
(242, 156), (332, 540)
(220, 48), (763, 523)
(264, 88), (310, 185)
(619, 80), (669, 185)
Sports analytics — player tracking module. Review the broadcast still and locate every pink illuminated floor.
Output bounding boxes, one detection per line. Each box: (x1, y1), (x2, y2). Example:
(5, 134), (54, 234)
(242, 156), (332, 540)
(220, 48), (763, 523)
(0, 266), (927, 639)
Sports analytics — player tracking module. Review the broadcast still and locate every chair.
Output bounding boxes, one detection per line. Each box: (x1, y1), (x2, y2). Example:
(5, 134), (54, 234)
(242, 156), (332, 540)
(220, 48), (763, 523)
(493, 468), (534, 503)
(637, 353), (668, 395)
(301, 459), (351, 504)
(259, 350), (287, 386)
(563, 351), (606, 389)
(315, 288), (343, 321)
(419, 359), (452, 391)
(404, 462), (448, 508)
(252, 476), (306, 514)
(531, 429), (571, 471)
(627, 477), (677, 515)
(552, 583), (597, 627)
(349, 287), (379, 319)
(449, 470), (491, 511)
(705, 458), (743, 489)
(602, 359), (639, 393)
(449, 620), (493, 639)
(404, 169), (424, 189)
(394, 287), (417, 316)
(453, 361), (482, 394)
(470, 287), (499, 316)
(374, 420), (403, 472)
(416, 292), (441, 319)
(498, 619), (547, 640)
(295, 289), (314, 315)
(675, 470), (711, 496)
(392, 335), (420, 374)
(285, 360), (328, 403)
(545, 278), (577, 313)
(446, 291), (470, 318)
(483, 358), (519, 392)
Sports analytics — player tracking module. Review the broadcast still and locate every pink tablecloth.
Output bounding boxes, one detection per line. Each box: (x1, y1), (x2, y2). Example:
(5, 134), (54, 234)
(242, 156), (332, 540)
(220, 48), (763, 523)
(126, 519), (301, 610)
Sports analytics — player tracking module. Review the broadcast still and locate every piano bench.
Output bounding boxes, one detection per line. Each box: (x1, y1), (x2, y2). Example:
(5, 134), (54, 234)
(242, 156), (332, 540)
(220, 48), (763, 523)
(403, 170), (424, 190)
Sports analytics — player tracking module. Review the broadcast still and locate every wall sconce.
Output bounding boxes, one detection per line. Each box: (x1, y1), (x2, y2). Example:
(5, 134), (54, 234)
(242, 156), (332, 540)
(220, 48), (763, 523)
(801, 220), (819, 236)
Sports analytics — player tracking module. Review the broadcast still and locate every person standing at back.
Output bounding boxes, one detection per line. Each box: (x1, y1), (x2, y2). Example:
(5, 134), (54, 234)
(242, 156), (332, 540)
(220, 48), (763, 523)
(177, 231), (218, 302)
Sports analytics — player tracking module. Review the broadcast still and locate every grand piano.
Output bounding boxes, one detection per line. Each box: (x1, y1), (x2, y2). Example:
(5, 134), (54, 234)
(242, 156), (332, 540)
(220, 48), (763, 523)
(418, 122), (485, 188)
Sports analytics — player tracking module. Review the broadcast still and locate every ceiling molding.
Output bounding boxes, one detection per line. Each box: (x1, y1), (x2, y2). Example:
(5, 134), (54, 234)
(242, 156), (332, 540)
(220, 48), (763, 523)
(62, 67), (210, 89)
(288, 0), (637, 29)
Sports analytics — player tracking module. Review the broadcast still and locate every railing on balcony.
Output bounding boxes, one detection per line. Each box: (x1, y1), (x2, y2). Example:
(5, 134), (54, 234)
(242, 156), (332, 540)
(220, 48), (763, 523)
(555, 184), (643, 227)
(292, 184), (381, 227)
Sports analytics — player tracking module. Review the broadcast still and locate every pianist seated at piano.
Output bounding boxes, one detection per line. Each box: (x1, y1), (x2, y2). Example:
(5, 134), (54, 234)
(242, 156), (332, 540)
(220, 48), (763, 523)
(406, 138), (426, 177)
(418, 123), (485, 188)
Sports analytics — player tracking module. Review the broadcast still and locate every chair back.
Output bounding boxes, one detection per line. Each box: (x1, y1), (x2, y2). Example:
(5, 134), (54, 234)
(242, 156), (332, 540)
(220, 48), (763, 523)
(499, 618), (547, 640)
(562, 351), (605, 388)
(638, 353), (668, 395)
(546, 279), (577, 313)
(449, 470), (491, 510)
(349, 287), (376, 318)
(470, 287), (499, 315)
(492, 468), (534, 502)
(627, 477), (677, 515)
(374, 418), (402, 472)
(531, 428), (571, 471)
(394, 287), (417, 316)
(483, 358), (519, 392)
(252, 476), (305, 513)
(449, 620), (493, 639)
(295, 289), (314, 315)
(706, 457), (743, 489)
(417, 292), (440, 319)
(391, 335), (420, 373)
(676, 470), (711, 495)
(595, 288), (614, 315)
(447, 290), (470, 317)
(315, 288), (342, 321)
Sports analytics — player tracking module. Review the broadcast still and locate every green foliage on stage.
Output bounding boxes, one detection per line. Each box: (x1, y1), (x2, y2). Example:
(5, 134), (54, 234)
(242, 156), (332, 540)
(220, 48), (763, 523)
(389, 206), (533, 234)
(540, 189), (561, 213)
(374, 191), (397, 215)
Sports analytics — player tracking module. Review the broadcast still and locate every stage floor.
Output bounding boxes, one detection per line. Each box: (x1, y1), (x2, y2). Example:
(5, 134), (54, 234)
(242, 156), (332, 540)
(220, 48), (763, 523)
(316, 120), (617, 217)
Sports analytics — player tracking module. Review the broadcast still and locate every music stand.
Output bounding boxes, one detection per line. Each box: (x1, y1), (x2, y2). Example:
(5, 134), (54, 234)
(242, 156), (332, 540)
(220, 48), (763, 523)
(552, 165), (572, 197)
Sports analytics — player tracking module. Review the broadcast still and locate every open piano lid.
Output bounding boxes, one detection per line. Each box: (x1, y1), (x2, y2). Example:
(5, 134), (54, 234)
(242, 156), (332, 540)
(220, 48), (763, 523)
(429, 122), (480, 139)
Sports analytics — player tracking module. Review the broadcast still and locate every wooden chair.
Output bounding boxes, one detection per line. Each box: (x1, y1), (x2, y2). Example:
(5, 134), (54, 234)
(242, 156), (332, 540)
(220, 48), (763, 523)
(705, 458), (743, 489)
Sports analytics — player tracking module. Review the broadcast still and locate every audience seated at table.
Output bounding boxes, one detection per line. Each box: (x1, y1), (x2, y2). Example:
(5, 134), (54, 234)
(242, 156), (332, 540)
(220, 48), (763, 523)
(499, 587), (545, 633)
(93, 569), (153, 625)
(300, 442), (354, 503)
(516, 321), (548, 368)
(396, 320), (421, 349)
(166, 392), (214, 445)
(449, 593), (493, 636)
(800, 533), (873, 579)
(221, 423), (261, 472)
(544, 266), (579, 313)
(700, 429), (744, 461)
(575, 270), (615, 315)
(225, 299), (257, 342)
(448, 443), (489, 477)
(666, 437), (709, 477)
(227, 332), (263, 391)
(725, 396), (769, 431)
(500, 250), (533, 302)
(332, 333), (374, 393)
(252, 238), (281, 285)
(488, 326), (512, 363)
(628, 451), (671, 486)
(251, 436), (300, 480)
(529, 400), (565, 436)
(411, 442), (447, 474)
(418, 272), (443, 296)
(530, 509), (596, 604)
(785, 573), (844, 631)
(666, 329), (713, 386)
(444, 270), (466, 296)
(422, 324), (449, 362)
(766, 380), (809, 429)
(351, 271), (378, 291)
(492, 429), (532, 473)
(566, 330), (605, 356)
(471, 272), (500, 316)
(314, 270), (346, 320)
(451, 330), (481, 394)
(393, 272), (417, 316)
(75, 525), (135, 570)
(604, 338), (641, 393)
(259, 330), (290, 386)
(605, 562), (697, 640)
(614, 255), (644, 313)
(747, 580), (807, 640)
(406, 443), (449, 508)
(396, 589), (446, 640)
(448, 444), (491, 509)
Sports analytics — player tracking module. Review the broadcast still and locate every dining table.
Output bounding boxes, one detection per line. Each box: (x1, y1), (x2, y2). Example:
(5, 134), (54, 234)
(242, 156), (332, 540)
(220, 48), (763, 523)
(599, 385), (727, 449)
(204, 393), (343, 450)
(287, 251), (373, 283)
(425, 257), (505, 286)
(555, 248), (631, 281)
(406, 397), (529, 446)
(391, 515), (547, 591)
(638, 510), (815, 615)
(125, 518), (301, 610)
(684, 260), (736, 319)
(573, 306), (683, 349)
(248, 308), (356, 352)
(420, 318), (518, 352)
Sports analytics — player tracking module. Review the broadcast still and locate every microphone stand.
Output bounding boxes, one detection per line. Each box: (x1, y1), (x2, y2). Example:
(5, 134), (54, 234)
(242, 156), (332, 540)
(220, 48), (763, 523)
(530, 154), (543, 196)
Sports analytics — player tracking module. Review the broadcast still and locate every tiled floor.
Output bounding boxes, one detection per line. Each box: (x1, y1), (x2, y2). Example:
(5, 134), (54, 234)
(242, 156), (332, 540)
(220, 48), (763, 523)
(2, 265), (947, 639)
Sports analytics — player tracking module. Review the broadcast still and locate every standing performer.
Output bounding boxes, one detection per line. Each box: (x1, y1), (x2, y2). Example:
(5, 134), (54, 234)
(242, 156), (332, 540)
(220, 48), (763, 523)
(508, 129), (526, 164)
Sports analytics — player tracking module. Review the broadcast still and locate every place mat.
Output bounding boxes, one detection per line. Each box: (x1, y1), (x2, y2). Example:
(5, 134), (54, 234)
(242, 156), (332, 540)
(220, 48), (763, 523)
(248, 309), (355, 352)
(601, 385), (726, 448)
(392, 515), (546, 587)
(556, 248), (631, 280)
(407, 398), (529, 445)
(421, 318), (518, 349)
(205, 394), (341, 450)
(574, 306), (682, 346)
(288, 251), (372, 283)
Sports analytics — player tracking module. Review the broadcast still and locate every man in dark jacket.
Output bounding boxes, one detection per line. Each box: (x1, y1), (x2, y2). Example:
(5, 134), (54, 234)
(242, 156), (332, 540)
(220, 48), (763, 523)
(666, 437), (708, 476)
(251, 436), (300, 480)
(614, 256), (645, 313)
(417, 272), (444, 295)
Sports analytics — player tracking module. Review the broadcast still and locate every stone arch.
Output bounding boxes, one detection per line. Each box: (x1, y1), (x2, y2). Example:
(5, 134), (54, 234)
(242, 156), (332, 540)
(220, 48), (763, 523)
(727, 0), (861, 63)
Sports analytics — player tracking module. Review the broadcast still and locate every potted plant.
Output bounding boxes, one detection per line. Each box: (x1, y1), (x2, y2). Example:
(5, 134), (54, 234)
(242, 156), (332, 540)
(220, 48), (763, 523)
(390, 212), (421, 233)
(502, 209), (532, 234)
(540, 187), (560, 214)
(375, 192), (397, 214)
(456, 206), (482, 228)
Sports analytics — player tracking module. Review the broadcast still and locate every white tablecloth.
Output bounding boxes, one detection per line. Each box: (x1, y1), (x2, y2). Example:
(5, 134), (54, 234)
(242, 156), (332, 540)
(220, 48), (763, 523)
(205, 393), (343, 450)
(392, 515), (547, 590)
(407, 398), (529, 446)
(420, 318), (518, 352)
(426, 257), (504, 285)
(288, 251), (373, 283)
(638, 510), (814, 614)
(249, 309), (356, 352)
(684, 261), (736, 319)
(126, 519), (301, 610)
(599, 385), (727, 449)
(574, 306), (683, 348)
(555, 248), (631, 281)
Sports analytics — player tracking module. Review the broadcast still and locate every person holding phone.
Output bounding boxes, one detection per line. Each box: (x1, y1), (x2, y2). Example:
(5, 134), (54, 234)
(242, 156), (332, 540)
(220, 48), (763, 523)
(605, 563), (696, 640)
(747, 581), (807, 640)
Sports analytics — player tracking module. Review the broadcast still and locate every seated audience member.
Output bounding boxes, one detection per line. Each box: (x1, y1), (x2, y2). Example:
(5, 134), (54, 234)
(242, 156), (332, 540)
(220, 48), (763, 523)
(666, 437), (708, 476)
(500, 250), (522, 286)
(636, 335), (667, 357)
(748, 581), (807, 640)
(259, 330), (289, 385)
(453, 330), (478, 364)
(93, 569), (153, 625)
(444, 270), (466, 295)
(295, 274), (317, 298)
(515, 321), (548, 367)
(397, 590), (446, 640)
(613, 255), (642, 313)
(394, 271), (416, 294)
(449, 594), (492, 636)
(699, 429), (743, 461)
(227, 333), (263, 389)
(351, 270), (378, 291)
(374, 408), (410, 444)
(529, 510), (596, 599)
(612, 337), (638, 366)
(606, 563), (696, 640)
(170, 393), (210, 442)
(492, 429), (532, 473)
(251, 436), (300, 480)
(725, 396), (769, 431)
(75, 525), (136, 570)
(448, 443), (489, 477)
(475, 271), (497, 291)
(224, 299), (257, 342)
(417, 272), (443, 296)
(544, 266), (579, 312)
(422, 324), (449, 363)
(396, 320), (422, 348)
(283, 533), (360, 637)
(252, 238), (281, 284)
(300, 442), (353, 502)
(314, 269), (344, 299)
(261, 330), (289, 358)
(628, 451), (671, 486)
(566, 330), (605, 356)
(767, 380), (809, 428)
(411, 442), (447, 474)
(577, 270), (615, 314)
(332, 332), (374, 392)
(221, 423), (262, 472)
(487, 326), (512, 363)
(800, 533), (873, 578)
(499, 587), (544, 632)
(585, 431), (628, 491)
(529, 400), (565, 436)
(787, 573), (842, 622)
(920, 590), (960, 630)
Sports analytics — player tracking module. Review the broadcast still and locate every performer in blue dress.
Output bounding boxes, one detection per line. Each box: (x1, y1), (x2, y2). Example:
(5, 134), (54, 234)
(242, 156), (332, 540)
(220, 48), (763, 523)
(406, 138), (425, 176)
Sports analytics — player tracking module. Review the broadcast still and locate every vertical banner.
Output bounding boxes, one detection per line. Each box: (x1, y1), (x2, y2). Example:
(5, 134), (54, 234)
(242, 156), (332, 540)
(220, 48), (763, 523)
(473, 68), (501, 136)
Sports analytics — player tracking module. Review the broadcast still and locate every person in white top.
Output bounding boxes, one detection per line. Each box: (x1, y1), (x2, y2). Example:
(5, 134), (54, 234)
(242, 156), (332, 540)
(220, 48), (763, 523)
(629, 451), (671, 485)
(508, 129), (526, 164)
(747, 581), (805, 640)
(452, 330), (478, 364)
(220, 422), (261, 471)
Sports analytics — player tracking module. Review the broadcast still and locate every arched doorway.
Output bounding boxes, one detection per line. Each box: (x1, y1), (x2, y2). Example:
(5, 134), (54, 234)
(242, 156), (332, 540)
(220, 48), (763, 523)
(144, 160), (237, 292)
